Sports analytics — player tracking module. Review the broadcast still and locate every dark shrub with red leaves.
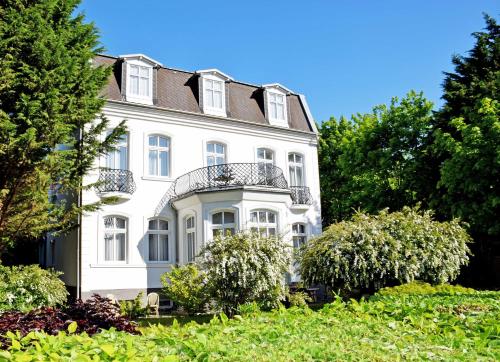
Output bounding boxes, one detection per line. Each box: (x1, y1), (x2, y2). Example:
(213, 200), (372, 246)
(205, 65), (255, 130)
(0, 294), (138, 348)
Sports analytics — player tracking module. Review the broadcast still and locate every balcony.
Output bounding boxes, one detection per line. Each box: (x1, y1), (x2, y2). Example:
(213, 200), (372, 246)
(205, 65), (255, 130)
(290, 186), (313, 206)
(165, 163), (289, 202)
(95, 168), (137, 197)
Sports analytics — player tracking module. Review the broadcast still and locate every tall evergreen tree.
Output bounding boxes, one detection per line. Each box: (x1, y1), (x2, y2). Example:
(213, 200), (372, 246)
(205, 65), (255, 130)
(0, 0), (125, 257)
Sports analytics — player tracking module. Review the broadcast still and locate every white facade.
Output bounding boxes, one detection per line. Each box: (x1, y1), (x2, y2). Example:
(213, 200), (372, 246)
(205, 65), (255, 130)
(46, 55), (321, 300)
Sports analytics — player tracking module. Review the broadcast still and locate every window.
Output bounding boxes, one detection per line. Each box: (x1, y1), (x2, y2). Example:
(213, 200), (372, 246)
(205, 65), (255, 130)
(148, 219), (169, 262)
(104, 216), (127, 261)
(129, 64), (151, 97)
(204, 78), (224, 110)
(148, 135), (170, 177)
(211, 211), (235, 238)
(106, 134), (128, 170)
(206, 142), (226, 166)
(186, 216), (196, 262)
(249, 210), (277, 237)
(269, 92), (285, 121)
(257, 148), (274, 184)
(292, 223), (307, 248)
(288, 153), (304, 186)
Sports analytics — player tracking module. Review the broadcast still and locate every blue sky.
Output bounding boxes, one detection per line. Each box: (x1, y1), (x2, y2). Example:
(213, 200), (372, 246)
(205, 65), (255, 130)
(79, 1), (499, 123)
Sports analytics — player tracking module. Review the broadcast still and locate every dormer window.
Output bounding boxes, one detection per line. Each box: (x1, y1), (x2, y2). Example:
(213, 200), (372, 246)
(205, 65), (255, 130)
(120, 54), (162, 106)
(197, 69), (233, 117)
(263, 84), (291, 127)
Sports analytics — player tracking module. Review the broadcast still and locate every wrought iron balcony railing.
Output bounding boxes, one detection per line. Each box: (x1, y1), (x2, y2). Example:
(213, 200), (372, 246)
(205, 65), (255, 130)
(165, 163), (289, 202)
(95, 168), (137, 194)
(290, 186), (313, 205)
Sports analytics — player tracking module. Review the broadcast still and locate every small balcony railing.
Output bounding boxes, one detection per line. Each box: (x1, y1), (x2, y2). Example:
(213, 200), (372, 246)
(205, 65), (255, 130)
(95, 168), (136, 194)
(167, 163), (289, 201)
(290, 186), (313, 205)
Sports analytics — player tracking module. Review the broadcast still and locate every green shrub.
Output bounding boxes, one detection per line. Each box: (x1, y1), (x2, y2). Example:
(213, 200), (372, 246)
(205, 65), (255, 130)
(376, 281), (476, 296)
(119, 292), (147, 319)
(201, 232), (291, 316)
(0, 265), (68, 312)
(161, 264), (209, 314)
(287, 290), (312, 308)
(299, 207), (471, 292)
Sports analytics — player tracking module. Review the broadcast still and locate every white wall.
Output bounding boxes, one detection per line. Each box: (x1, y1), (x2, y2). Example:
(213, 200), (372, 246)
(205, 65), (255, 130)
(62, 101), (321, 298)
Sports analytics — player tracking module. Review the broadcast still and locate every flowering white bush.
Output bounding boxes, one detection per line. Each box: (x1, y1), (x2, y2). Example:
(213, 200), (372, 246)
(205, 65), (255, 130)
(201, 232), (291, 315)
(299, 207), (471, 292)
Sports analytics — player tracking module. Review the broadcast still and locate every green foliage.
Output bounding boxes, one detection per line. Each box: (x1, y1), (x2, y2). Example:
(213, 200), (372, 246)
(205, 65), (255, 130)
(119, 292), (147, 319)
(201, 232), (291, 316)
(161, 264), (209, 315)
(376, 281), (476, 296)
(432, 15), (500, 238)
(286, 290), (312, 308)
(3, 288), (499, 360)
(299, 207), (471, 291)
(0, 0), (126, 256)
(0, 265), (67, 312)
(318, 91), (434, 226)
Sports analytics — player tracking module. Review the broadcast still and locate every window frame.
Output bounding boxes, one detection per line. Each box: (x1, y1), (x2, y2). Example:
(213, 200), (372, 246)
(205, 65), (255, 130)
(288, 152), (305, 187)
(205, 141), (227, 167)
(201, 74), (227, 117)
(292, 222), (307, 248)
(125, 59), (154, 105)
(210, 210), (237, 239)
(102, 215), (128, 263)
(248, 209), (278, 238)
(147, 134), (171, 178)
(104, 131), (129, 170)
(147, 217), (171, 263)
(264, 87), (288, 127)
(185, 215), (196, 262)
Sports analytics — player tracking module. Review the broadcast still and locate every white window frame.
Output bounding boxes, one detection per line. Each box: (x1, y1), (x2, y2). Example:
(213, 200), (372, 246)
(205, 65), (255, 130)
(185, 215), (196, 262)
(265, 87), (288, 127)
(210, 210), (236, 239)
(248, 210), (278, 238)
(147, 218), (171, 263)
(147, 134), (171, 177)
(125, 59), (153, 105)
(105, 132), (128, 170)
(103, 215), (128, 263)
(288, 152), (305, 187)
(206, 141), (227, 166)
(201, 74), (227, 117)
(292, 222), (307, 248)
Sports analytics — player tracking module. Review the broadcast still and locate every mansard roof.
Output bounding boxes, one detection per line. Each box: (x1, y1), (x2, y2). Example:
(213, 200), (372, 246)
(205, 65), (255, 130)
(94, 54), (316, 133)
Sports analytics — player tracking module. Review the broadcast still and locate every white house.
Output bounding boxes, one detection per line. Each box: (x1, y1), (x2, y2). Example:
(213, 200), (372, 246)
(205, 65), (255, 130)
(44, 54), (321, 301)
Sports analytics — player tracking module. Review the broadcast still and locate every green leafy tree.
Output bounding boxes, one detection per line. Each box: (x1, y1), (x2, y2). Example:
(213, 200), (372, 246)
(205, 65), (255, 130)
(299, 207), (471, 293)
(432, 15), (499, 239)
(0, 0), (125, 256)
(318, 91), (434, 226)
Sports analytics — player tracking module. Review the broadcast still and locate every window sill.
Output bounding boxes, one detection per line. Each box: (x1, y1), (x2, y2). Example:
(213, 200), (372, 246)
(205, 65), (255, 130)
(90, 263), (173, 269)
(141, 176), (174, 182)
(125, 95), (154, 106)
(203, 107), (227, 117)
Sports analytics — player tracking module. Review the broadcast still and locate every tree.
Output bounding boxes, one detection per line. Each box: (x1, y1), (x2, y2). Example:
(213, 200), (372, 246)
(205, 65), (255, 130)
(201, 232), (291, 316)
(299, 207), (471, 293)
(432, 14), (499, 238)
(318, 91), (434, 226)
(0, 0), (125, 257)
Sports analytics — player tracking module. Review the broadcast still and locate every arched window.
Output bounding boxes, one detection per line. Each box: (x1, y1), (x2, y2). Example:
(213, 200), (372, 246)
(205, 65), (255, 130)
(148, 135), (170, 176)
(186, 216), (196, 262)
(148, 218), (169, 261)
(249, 210), (277, 237)
(257, 148), (274, 185)
(292, 223), (307, 248)
(206, 142), (226, 166)
(104, 216), (127, 261)
(106, 133), (128, 170)
(288, 153), (304, 186)
(211, 211), (235, 238)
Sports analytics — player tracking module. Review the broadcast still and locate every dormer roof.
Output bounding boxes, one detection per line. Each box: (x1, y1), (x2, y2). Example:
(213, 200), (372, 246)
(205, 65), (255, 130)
(196, 69), (233, 81)
(119, 54), (162, 67)
(262, 83), (293, 94)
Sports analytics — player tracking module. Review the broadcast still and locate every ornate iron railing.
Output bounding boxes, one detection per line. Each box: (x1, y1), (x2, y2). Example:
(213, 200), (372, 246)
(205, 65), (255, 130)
(290, 186), (313, 205)
(96, 168), (137, 194)
(159, 163), (288, 206)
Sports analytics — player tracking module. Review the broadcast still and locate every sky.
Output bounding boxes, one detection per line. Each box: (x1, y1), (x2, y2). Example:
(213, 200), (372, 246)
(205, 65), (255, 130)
(79, 0), (499, 123)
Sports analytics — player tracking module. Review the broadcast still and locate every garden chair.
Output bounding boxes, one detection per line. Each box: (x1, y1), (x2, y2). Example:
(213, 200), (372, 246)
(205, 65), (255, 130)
(147, 292), (160, 317)
(106, 293), (119, 306)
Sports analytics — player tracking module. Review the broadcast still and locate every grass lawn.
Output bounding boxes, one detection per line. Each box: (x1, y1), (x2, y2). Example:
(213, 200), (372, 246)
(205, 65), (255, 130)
(2, 288), (499, 361)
